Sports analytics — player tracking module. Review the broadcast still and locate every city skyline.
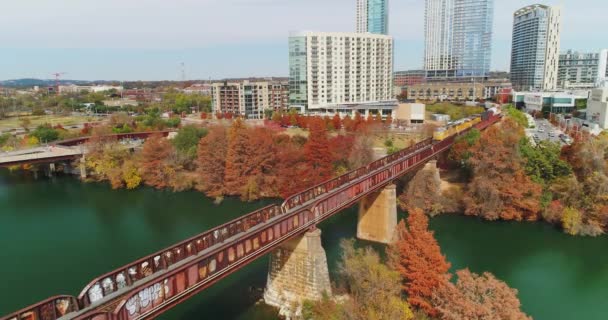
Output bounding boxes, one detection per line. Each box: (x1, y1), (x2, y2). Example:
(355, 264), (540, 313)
(0, 0), (605, 81)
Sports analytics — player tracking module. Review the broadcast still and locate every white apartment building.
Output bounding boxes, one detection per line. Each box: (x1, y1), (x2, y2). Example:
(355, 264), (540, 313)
(356, 0), (369, 33)
(510, 4), (561, 91)
(424, 0), (454, 78)
(288, 31), (395, 116)
(58, 85), (124, 94)
(558, 49), (608, 89)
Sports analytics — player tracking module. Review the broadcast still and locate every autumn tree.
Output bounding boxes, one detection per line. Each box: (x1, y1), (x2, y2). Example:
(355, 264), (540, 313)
(399, 163), (446, 216)
(432, 269), (531, 320)
(139, 134), (176, 189)
(387, 208), (451, 317)
(463, 119), (542, 221)
(197, 126), (228, 198)
(332, 113), (342, 130)
(303, 116), (334, 186)
(276, 137), (309, 198)
(240, 127), (278, 200)
(224, 119), (251, 195)
(348, 135), (375, 170)
(304, 240), (414, 320)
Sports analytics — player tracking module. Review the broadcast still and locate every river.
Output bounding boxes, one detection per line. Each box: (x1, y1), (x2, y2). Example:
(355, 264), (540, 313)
(1, 170), (607, 319)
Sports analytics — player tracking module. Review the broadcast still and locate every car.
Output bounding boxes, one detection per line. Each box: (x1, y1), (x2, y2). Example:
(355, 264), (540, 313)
(538, 128), (545, 132)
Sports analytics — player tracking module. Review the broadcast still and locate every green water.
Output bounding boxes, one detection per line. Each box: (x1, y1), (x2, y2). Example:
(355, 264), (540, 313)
(1, 170), (607, 319)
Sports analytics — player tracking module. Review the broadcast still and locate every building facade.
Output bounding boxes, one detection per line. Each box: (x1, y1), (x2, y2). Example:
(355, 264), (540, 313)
(394, 70), (426, 86)
(288, 31), (395, 115)
(407, 80), (510, 101)
(558, 49), (608, 89)
(212, 81), (289, 119)
(587, 86), (608, 129)
(424, 0), (494, 79)
(356, 0), (389, 35)
(510, 4), (561, 91)
(512, 91), (585, 114)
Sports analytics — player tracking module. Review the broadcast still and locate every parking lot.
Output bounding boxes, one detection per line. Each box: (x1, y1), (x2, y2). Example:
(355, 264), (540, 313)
(529, 118), (572, 146)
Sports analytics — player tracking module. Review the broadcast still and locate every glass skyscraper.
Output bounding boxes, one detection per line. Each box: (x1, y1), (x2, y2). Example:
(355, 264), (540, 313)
(356, 0), (388, 35)
(424, 0), (494, 79)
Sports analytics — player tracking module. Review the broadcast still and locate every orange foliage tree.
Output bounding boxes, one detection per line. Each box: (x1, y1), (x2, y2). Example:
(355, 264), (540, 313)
(139, 134), (175, 189)
(224, 119), (251, 195)
(432, 269), (531, 320)
(387, 208), (451, 316)
(332, 113), (342, 130)
(197, 126), (228, 197)
(463, 119), (542, 221)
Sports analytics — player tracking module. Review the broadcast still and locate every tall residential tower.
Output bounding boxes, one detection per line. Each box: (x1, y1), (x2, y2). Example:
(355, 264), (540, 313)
(510, 4), (562, 91)
(424, 0), (494, 79)
(356, 0), (389, 35)
(288, 32), (394, 114)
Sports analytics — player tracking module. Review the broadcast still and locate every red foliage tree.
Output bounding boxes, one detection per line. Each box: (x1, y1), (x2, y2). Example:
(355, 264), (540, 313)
(303, 116), (334, 186)
(276, 137), (308, 198)
(215, 112), (224, 120)
(139, 134), (175, 189)
(332, 113), (342, 130)
(387, 208), (451, 317)
(197, 126), (228, 197)
(343, 114), (355, 132)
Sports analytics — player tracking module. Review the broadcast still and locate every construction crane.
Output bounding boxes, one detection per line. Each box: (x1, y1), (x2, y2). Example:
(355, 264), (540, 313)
(51, 72), (66, 95)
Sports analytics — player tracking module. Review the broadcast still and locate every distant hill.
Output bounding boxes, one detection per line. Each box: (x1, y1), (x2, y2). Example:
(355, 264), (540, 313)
(0, 79), (116, 88)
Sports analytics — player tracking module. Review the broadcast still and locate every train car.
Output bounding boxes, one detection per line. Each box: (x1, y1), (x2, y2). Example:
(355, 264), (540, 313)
(433, 114), (483, 141)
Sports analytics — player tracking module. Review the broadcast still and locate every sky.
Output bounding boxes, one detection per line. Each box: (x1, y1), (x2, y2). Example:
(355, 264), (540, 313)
(0, 0), (605, 81)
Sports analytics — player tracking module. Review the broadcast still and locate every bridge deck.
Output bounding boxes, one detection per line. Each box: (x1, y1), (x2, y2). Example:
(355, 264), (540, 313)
(0, 146), (83, 166)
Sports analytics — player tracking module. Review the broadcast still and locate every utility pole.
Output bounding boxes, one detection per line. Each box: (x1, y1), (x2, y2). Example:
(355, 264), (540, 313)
(51, 72), (66, 96)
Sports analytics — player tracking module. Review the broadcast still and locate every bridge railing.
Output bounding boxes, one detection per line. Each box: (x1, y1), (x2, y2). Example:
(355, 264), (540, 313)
(55, 131), (175, 147)
(76, 204), (282, 309)
(281, 138), (433, 212)
(0, 295), (79, 320)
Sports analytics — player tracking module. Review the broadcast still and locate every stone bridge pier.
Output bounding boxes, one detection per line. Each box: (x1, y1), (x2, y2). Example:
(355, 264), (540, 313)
(357, 183), (398, 244)
(264, 228), (331, 316)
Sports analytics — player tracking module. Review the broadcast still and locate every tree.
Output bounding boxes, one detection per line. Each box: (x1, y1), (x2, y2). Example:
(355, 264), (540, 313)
(304, 240), (414, 320)
(224, 119), (251, 196)
(387, 208), (451, 317)
(463, 120), (542, 221)
(303, 117), (334, 186)
(432, 269), (531, 320)
(562, 207), (583, 236)
(332, 113), (342, 130)
(197, 126), (228, 197)
(139, 134), (176, 189)
(172, 125), (208, 160)
(30, 125), (59, 143)
(399, 164), (445, 216)
(348, 135), (375, 170)
(276, 137), (308, 198)
(20, 117), (31, 131)
(339, 239), (414, 320)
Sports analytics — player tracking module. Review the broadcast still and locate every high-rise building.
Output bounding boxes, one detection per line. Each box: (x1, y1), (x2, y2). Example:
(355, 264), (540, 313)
(424, 0), (494, 79)
(356, 0), (389, 35)
(510, 4), (561, 91)
(288, 31), (395, 114)
(452, 0), (494, 77)
(558, 49), (608, 89)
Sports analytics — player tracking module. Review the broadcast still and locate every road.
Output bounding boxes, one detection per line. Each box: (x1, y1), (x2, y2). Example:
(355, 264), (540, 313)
(528, 118), (571, 146)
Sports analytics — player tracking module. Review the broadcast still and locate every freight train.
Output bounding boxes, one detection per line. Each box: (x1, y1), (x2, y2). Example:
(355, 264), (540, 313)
(433, 107), (501, 141)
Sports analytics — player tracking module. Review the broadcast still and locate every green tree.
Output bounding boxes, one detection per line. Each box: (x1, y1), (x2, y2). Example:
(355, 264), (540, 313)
(31, 125), (59, 143)
(562, 207), (582, 236)
(172, 125), (208, 159)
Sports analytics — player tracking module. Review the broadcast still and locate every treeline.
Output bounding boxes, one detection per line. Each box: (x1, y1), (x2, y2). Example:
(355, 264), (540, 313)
(303, 208), (530, 320)
(402, 107), (608, 237)
(85, 117), (375, 201)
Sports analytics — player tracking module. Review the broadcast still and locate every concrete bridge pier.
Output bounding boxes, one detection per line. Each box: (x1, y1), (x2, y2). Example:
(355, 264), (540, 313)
(264, 228), (332, 317)
(357, 184), (398, 244)
(79, 155), (87, 179)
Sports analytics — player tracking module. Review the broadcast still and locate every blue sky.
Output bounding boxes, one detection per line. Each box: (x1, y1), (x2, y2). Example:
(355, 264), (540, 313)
(0, 0), (605, 81)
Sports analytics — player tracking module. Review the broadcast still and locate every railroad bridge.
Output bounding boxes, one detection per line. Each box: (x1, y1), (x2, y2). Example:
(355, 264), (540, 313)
(1, 115), (500, 320)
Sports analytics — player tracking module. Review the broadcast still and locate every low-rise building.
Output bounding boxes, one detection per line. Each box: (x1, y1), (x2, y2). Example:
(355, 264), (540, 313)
(183, 83), (212, 95)
(394, 103), (425, 124)
(587, 86), (608, 129)
(394, 70), (426, 87)
(211, 80), (289, 119)
(58, 85), (123, 94)
(513, 91), (587, 113)
(407, 81), (511, 102)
